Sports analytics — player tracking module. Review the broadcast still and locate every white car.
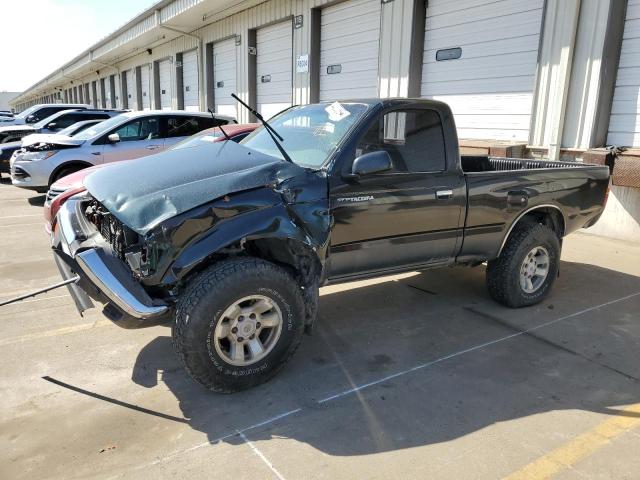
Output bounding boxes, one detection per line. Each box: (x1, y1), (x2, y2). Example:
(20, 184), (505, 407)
(10, 110), (235, 191)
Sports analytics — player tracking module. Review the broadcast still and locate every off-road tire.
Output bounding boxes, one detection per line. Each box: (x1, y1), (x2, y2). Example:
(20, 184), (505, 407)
(172, 257), (305, 393)
(486, 221), (560, 308)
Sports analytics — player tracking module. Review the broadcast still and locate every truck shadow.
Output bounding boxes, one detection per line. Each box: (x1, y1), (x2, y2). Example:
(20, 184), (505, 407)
(131, 260), (640, 456)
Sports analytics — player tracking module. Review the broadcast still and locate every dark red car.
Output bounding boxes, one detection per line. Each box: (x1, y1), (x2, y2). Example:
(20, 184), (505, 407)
(44, 123), (258, 233)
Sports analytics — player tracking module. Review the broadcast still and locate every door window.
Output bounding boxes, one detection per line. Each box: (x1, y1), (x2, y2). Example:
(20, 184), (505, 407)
(356, 109), (447, 173)
(113, 117), (160, 141)
(163, 116), (225, 138)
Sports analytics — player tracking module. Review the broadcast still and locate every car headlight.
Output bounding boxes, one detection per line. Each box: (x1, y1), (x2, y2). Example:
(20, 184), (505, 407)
(20, 151), (57, 162)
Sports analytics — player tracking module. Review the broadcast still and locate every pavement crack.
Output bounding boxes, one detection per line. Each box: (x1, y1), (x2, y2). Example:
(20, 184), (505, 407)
(463, 306), (640, 383)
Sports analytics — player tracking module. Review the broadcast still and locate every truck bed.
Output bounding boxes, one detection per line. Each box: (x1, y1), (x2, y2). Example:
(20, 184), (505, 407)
(457, 155), (610, 263)
(461, 155), (590, 173)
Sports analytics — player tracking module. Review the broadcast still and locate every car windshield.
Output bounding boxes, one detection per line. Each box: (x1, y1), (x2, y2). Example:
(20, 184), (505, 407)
(32, 111), (68, 129)
(73, 115), (126, 140)
(240, 102), (369, 168)
(14, 105), (38, 119)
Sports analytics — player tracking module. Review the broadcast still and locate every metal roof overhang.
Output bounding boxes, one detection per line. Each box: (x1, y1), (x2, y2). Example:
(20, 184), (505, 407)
(12, 0), (256, 106)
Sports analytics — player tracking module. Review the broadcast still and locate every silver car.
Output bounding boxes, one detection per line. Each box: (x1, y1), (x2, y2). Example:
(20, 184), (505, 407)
(10, 110), (235, 191)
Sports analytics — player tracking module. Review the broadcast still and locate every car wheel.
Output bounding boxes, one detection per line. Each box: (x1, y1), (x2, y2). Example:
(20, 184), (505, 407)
(50, 165), (87, 186)
(486, 221), (560, 308)
(173, 257), (305, 393)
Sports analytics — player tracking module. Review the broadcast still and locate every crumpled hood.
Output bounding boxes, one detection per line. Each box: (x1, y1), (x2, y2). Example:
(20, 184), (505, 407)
(84, 141), (305, 235)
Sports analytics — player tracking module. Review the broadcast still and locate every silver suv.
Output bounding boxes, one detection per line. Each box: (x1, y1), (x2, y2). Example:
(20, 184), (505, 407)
(10, 110), (234, 191)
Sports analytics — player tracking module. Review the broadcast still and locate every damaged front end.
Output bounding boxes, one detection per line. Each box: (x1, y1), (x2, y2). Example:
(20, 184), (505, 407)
(52, 192), (171, 329)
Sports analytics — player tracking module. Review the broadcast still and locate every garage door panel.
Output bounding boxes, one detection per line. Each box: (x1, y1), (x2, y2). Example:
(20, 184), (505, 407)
(424, 37), (538, 69)
(320, 0), (380, 101)
(422, 55), (540, 89)
(438, 94), (533, 115)
(125, 71), (136, 109)
(159, 60), (172, 110)
(421, 0), (543, 141)
(320, 29), (381, 54)
(257, 21), (292, 119)
(427, 0), (539, 24)
(182, 50), (199, 111)
(321, 9), (380, 32)
(213, 38), (237, 118)
(608, 0), (640, 146)
(424, 24), (541, 56)
(141, 66), (151, 110)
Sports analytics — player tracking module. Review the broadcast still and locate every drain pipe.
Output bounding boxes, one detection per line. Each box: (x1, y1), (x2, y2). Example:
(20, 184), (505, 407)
(156, 10), (205, 111)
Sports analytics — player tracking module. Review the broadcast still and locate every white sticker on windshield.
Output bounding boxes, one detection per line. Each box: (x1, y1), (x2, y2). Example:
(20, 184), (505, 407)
(325, 102), (350, 122)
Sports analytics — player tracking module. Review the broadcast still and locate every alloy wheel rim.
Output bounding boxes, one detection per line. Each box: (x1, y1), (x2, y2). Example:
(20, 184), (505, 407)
(519, 246), (550, 294)
(213, 295), (283, 366)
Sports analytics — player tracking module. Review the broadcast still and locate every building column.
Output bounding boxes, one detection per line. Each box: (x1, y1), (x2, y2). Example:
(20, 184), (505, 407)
(530, 0), (627, 158)
(378, 0), (422, 98)
(529, 0), (581, 160)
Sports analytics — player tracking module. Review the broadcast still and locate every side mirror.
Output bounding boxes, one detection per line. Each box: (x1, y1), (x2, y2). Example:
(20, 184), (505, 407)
(46, 122), (57, 130)
(107, 133), (120, 144)
(346, 150), (393, 180)
(26, 115), (37, 123)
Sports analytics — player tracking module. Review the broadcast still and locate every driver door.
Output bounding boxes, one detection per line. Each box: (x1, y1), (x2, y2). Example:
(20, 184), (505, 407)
(327, 107), (466, 280)
(100, 116), (163, 163)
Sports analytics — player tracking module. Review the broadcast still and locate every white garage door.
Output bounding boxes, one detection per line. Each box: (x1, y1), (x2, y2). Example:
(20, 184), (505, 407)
(608, 0), (640, 147)
(140, 65), (151, 110)
(213, 38), (238, 118)
(125, 70), (136, 110)
(114, 75), (122, 108)
(420, 0), (544, 141)
(103, 78), (110, 108)
(182, 50), (200, 111)
(257, 20), (292, 119)
(320, 0), (381, 101)
(159, 59), (172, 110)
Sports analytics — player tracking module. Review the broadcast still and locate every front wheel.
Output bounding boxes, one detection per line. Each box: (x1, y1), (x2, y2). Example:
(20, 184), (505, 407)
(486, 221), (560, 308)
(172, 257), (305, 393)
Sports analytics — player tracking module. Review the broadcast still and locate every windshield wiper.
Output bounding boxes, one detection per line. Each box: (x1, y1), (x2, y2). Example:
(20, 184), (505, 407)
(208, 108), (231, 141)
(231, 93), (294, 164)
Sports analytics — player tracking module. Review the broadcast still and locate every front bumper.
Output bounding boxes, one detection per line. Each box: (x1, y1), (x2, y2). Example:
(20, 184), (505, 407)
(52, 195), (170, 328)
(10, 157), (51, 189)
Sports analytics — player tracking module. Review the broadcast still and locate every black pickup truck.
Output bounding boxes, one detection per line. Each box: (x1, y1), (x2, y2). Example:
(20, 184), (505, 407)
(52, 98), (610, 392)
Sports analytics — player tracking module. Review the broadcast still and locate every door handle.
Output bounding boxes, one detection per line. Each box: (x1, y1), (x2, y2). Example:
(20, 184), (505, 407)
(146, 145), (159, 150)
(436, 189), (453, 199)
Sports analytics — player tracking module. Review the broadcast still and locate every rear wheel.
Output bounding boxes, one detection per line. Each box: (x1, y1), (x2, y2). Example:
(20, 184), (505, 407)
(486, 221), (560, 308)
(172, 257), (305, 393)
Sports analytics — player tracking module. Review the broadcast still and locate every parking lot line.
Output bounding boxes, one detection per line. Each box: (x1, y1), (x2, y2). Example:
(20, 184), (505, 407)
(317, 290), (640, 404)
(502, 403), (640, 480)
(238, 430), (287, 480)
